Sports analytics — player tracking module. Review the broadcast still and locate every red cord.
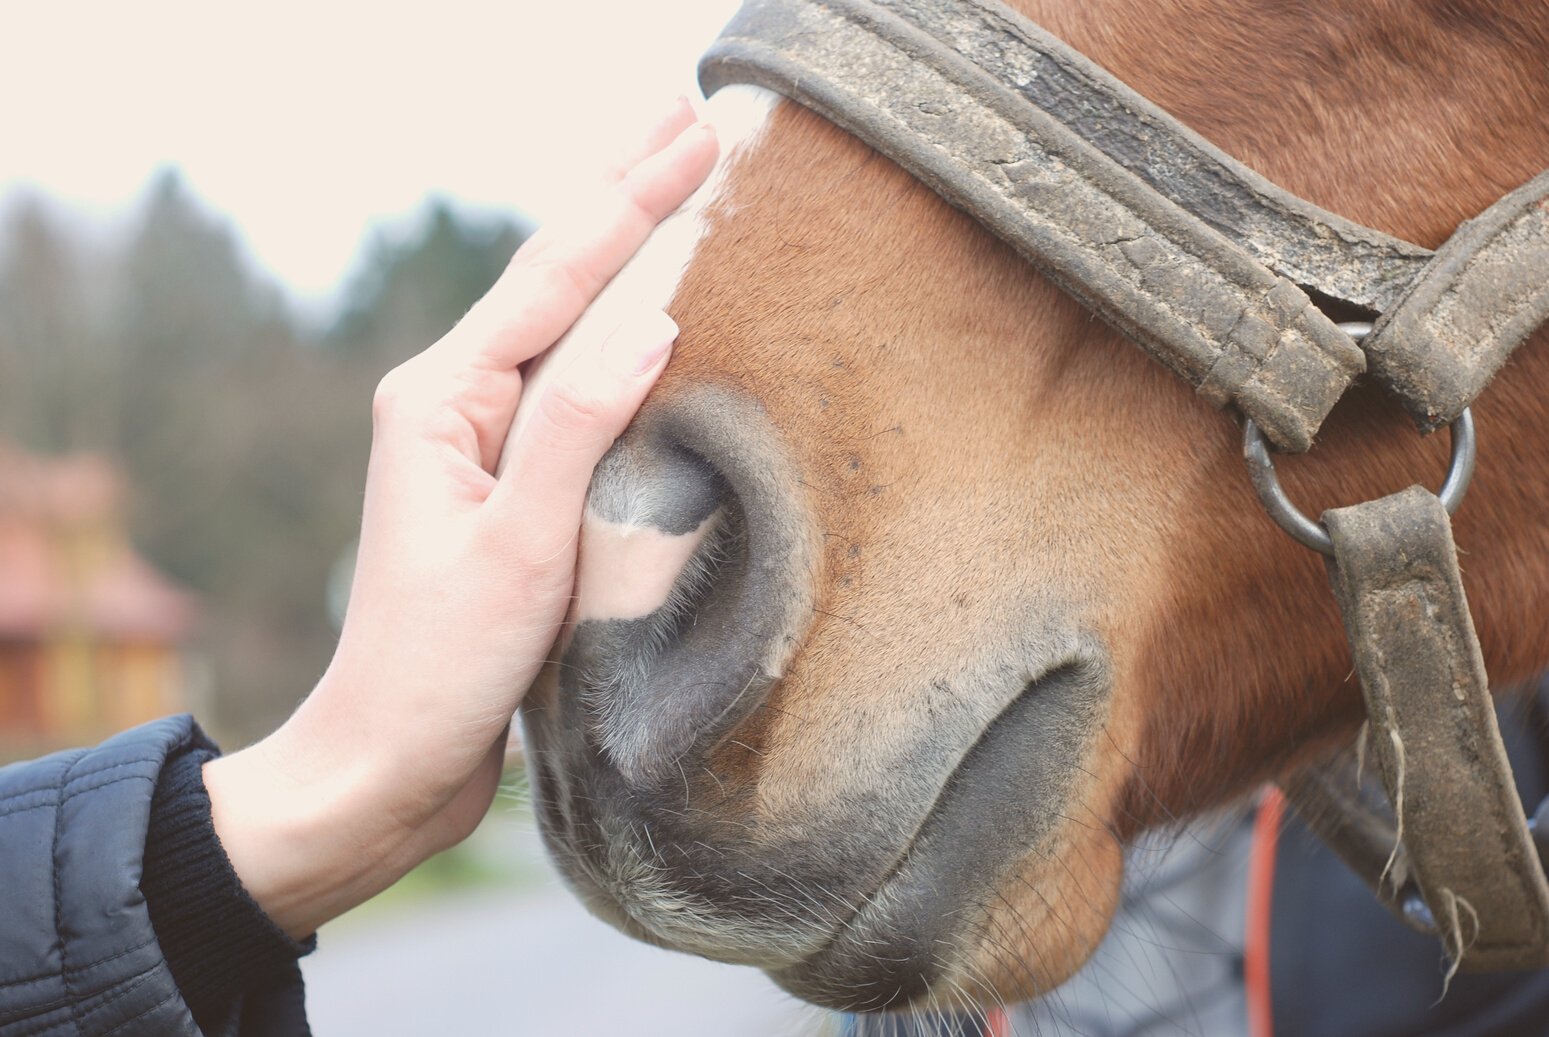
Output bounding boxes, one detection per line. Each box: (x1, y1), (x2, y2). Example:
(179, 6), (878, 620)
(1246, 786), (1285, 1037)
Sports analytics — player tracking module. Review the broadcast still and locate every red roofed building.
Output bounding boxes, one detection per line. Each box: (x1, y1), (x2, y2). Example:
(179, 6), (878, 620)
(0, 445), (199, 753)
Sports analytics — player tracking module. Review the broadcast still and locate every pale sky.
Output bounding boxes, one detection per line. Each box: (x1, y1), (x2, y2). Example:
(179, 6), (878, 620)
(2, 0), (741, 311)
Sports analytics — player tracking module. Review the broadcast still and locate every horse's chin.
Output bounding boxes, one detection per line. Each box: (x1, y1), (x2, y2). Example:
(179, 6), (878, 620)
(524, 645), (1119, 1012)
(764, 658), (1120, 1010)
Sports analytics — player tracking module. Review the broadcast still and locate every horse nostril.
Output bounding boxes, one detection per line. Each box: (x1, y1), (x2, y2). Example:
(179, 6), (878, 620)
(561, 388), (817, 789)
(570, 433), (757, 785)
(577, 439), (732, 626)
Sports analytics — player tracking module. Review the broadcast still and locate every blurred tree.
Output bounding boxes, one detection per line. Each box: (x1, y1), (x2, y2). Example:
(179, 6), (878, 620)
(329, 198), (527, 365)
(115, 170), (290, 366)
(0, 179), (529, 743)
(0, 196), (95, 452)
(107, 170), (298, 576)
(99, 171), (351, 737)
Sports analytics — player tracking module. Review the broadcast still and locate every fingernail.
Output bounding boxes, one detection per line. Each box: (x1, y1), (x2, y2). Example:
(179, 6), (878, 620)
(643, 96), (693, 139)
(634, 341), (674, 375)
(605, 308), (679, 375)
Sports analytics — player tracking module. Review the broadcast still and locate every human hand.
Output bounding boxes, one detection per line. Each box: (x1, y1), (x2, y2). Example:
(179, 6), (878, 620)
(202, 99), (718, 938)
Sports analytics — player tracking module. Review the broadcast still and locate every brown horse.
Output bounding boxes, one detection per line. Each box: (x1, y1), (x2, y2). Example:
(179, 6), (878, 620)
(519, 0), (1549, 1014)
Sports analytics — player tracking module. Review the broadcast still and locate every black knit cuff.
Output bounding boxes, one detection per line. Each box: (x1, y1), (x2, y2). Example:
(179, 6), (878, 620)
(142, 743), (316, 1032)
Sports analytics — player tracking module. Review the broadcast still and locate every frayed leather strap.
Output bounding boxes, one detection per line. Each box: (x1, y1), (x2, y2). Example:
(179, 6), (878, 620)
(1298, 487), (1549, 971)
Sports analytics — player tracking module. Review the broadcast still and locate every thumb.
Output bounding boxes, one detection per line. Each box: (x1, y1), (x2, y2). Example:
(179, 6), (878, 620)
(490, 307), (678, 534)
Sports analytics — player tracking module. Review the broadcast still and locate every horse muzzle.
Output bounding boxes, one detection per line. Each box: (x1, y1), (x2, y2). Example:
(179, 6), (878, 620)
(520, 385), (1115, 1010)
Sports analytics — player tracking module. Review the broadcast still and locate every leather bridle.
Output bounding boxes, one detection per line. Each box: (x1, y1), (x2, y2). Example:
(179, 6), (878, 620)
(700, 0), (1549, 972)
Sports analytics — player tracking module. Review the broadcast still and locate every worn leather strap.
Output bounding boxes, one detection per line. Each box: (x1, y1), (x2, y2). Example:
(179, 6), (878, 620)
(702, 0), (1549, 447)
(849, 0), (1437, 311)
(700, 0), (1367, 451)
(1305, 486), (1549, 971)
(1364, 169), (1549, 432)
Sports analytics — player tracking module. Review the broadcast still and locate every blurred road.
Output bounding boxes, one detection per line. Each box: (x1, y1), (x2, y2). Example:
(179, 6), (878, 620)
(301, 882), (820, 1037)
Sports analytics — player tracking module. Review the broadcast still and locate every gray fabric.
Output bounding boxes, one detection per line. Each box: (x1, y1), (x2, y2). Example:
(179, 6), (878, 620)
(700, 0), (1367, 452)
(1319, 487), (1549, 971)
(1365, 168), (1549, 431)
(0, 716), (208, 1037)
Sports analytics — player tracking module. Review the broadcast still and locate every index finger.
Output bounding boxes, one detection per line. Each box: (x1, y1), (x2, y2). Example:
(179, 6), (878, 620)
(599, 96), (699, 186)
(447, 119), (719, 370)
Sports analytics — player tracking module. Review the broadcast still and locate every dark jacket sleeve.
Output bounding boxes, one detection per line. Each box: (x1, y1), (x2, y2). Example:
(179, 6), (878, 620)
(0, 716), (310, 1037)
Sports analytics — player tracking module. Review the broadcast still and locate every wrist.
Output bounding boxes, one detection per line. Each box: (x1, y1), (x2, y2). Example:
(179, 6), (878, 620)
(202, 729), (420, 939)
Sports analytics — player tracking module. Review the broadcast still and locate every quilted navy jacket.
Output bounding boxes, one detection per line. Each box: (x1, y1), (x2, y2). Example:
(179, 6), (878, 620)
(0, 716), (309, 1037)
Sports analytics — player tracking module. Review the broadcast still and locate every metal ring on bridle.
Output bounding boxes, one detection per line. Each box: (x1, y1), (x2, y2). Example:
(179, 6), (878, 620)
(1241, 323), (1478, 556)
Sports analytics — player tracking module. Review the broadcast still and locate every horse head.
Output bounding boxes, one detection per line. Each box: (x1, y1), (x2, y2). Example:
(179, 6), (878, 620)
(521, 0), (1549, 1011)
